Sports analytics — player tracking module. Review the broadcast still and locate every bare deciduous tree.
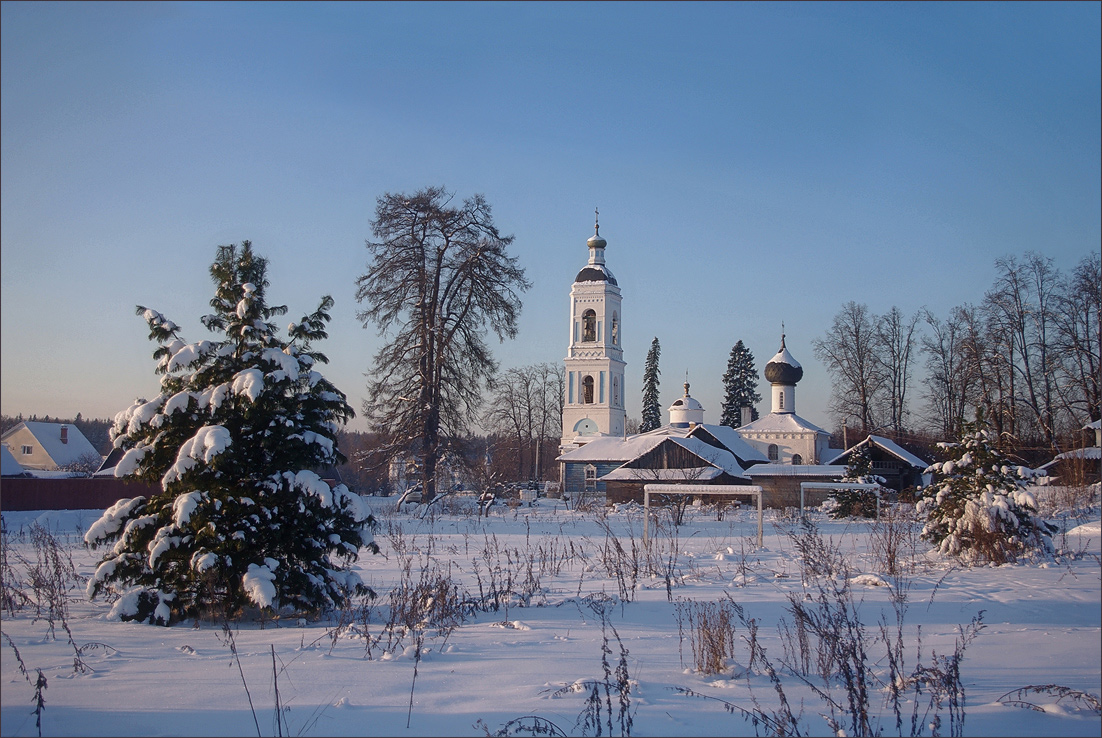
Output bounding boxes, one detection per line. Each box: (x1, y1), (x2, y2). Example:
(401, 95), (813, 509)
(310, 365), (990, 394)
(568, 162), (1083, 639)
(482, 362), (564, 481)
(873, 306), (921, 434)
(920, 307), (974, 439)
(355, 187), (530, 502)
(813, 301), (885, 432)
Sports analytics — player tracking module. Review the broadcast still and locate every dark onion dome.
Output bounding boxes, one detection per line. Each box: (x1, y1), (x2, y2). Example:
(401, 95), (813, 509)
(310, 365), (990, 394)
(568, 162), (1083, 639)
(764, 335), (803, 385)
(574, 265), (618, 284)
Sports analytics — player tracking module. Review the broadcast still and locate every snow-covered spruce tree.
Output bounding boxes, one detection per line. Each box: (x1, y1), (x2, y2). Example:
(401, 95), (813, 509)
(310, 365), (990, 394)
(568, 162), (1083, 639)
(84, 242), (378, 625)
(640, 337), (662, 433)
(916, 416), (1055, 564)
(719, 339), (761, 428)
(824, 443), (882, 519)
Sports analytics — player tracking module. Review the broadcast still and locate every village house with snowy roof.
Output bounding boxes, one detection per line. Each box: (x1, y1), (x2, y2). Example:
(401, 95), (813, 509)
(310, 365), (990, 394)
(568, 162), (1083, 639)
(1, 421), (102, 472)
(553, 216), (928, 508)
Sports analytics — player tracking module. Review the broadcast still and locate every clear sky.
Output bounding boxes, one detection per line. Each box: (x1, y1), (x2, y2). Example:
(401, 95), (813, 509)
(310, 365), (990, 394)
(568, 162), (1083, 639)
(2, 1), (1099, 434)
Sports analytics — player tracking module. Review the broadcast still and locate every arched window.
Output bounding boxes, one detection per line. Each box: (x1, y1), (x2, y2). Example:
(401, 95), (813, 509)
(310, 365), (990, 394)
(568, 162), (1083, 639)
(612, 376), (619, 406)
(791, 454), (803, 465)
(582, 375), (595, 404)
(582, 310), (597, 342)
(611, 311), (619, 345)
(584, 464), (598, 490)
(768, 444), (779, 461)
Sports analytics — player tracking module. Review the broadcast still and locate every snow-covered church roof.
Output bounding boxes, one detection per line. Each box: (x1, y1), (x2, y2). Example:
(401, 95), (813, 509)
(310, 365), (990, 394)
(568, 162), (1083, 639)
(736, 411), (828, 436)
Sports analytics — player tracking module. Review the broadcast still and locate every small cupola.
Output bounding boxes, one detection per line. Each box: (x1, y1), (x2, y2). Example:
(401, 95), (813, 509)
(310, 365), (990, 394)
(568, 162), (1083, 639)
(669, 381), (705, 428)
(574, 208), (617, 285)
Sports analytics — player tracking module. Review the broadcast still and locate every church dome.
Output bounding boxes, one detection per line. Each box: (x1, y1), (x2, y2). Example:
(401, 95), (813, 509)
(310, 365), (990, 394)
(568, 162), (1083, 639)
(587, 232), (607, 249)
(574, 265), (618, 285)
(669, 382), (705, 427)
(764, 335), (803, 385)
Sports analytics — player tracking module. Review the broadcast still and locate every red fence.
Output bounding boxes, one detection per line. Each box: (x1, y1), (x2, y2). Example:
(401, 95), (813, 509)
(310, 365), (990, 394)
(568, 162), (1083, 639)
(0, 477), (160, 512)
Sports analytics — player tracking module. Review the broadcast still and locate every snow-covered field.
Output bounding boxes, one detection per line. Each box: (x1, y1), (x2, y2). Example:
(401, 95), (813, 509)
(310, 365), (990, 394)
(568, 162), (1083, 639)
(2, 491), (1099, 737)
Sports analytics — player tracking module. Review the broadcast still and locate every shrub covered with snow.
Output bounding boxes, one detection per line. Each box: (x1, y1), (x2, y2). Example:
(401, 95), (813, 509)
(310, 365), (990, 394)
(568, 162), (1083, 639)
(917, 417), (1055, 565)
(85, 242), (378, 624)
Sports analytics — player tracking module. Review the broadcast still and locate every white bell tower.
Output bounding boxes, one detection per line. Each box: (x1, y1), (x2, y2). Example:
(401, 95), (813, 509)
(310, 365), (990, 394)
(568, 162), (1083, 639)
(561, 210), (627, 448)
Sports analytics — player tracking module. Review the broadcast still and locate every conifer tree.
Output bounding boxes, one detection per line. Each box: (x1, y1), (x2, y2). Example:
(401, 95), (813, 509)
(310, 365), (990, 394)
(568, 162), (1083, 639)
(824, 443), (882, 519)
(917, 414), (1054, 564)
(720, 340), (761, 427)
(640, 337), (662, 432)
(85, 242), (377, 624)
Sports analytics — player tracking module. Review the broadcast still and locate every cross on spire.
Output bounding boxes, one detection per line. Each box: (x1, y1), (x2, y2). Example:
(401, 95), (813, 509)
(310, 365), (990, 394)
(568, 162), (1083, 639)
(594, 207), (600, 237)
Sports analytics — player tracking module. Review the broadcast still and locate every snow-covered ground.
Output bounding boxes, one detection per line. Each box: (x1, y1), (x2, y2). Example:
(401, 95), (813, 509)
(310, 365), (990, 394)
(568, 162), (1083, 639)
(1, 489), (1099, 737)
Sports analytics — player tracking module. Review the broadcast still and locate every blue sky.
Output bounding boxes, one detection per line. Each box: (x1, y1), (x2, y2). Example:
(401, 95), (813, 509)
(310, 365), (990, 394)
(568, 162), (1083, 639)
(2, 1), (1099, 434)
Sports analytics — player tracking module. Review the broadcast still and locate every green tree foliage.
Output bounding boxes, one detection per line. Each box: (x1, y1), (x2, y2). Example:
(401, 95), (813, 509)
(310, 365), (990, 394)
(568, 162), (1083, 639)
(355, 187), (529, 502)
(719, 340), (761, 428)
(85, 242), (377, 624)
(824, 443), (881, 519)
(917, 415), (1055, 564)
(640, 337), (662, 432)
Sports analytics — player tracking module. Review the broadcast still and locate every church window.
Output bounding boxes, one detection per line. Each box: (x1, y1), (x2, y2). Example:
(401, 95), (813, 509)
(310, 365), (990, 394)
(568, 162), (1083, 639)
(568, 372), (575, 403)
(778, 392), (784, 410)
(611, 312), (619, 345)
(613, 376), (619, 406)
(791, 454), (803, 465)
(768, 444), (779, 461)
(584, 464), (597, 490)
(582, 310), (596, 342)
(583, 375), (595, 404)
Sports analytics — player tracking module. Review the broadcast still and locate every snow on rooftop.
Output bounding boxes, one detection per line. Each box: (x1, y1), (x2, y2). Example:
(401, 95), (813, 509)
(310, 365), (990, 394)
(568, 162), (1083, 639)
(737, 412), (828, 435)
(690, 424), (770, 463)
(3, 421), (102, 468)
(746, 464), (849, 477)
(824, 435), (929, 469)
(1, 445), (25, 476)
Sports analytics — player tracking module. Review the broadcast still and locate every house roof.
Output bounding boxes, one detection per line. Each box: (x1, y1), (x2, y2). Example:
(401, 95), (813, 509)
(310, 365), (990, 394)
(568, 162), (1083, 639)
(736, 412), (829, 436)
(823, 435), (929, 469)
(746, 464), (849, 478)
(601, 466), (725, 482)
(1, 422), (102, 468)
(558, 422), (767, 469)
(1038, 446), (1102, 470)
(688, 424), (769, 464)
(1, 445), (26, 476)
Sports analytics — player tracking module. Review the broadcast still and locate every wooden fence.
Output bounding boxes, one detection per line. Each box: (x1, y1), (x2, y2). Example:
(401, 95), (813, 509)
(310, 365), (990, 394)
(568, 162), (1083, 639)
(0, 477), (160, 512)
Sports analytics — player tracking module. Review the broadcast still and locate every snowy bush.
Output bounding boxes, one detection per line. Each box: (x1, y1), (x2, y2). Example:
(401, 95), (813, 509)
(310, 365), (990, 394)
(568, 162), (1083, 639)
(917, 417), (1055, 565)
(85, 242), (378, 624)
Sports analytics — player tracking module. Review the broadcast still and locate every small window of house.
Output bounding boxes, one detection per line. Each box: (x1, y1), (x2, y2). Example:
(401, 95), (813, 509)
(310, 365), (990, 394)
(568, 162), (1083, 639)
(583, 375), (595, 404)
(582, 310), (597, 342)
(22, 445), (33, 455)
(584, 464), (597, 490)
(768, 444), (779, 461)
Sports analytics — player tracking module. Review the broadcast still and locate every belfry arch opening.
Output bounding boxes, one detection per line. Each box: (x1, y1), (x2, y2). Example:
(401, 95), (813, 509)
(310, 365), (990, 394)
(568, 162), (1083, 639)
(582, 310), (597, 342)
(582, 375), (595, 404)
